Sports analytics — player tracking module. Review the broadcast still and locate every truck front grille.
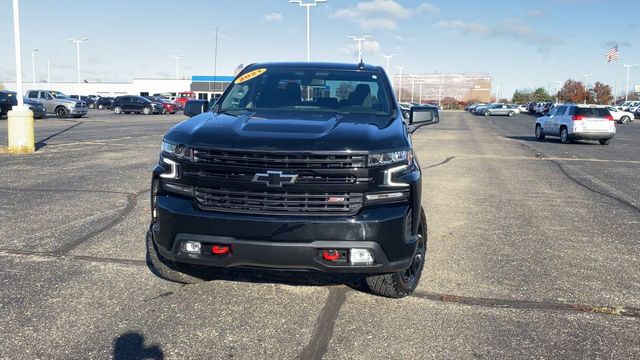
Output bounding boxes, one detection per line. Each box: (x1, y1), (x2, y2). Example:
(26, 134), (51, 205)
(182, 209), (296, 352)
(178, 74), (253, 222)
(194, 187), (363, 215)
(185, 169), (358, 185)
(192, 149), (366, 169)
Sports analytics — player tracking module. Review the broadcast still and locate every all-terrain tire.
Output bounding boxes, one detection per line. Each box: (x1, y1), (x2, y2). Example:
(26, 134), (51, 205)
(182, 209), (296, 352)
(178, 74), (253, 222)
(146, 230), (204, 284)
(365, 210), (427, 298)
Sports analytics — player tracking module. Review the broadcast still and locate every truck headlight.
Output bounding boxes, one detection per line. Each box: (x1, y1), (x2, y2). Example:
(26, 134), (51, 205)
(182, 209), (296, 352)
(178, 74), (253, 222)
(368, 151), (412, 167)
(161, 140), (191, 159)
(66, 103), (74, 109)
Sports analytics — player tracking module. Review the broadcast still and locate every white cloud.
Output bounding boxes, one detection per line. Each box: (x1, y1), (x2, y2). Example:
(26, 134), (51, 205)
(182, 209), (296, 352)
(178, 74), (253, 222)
(527, 9), (544, 17)
(264, 12), (284, 22)
(339, 40), (382, 58)
(435, 18), (560, 48)
(331, 1), (440, 30)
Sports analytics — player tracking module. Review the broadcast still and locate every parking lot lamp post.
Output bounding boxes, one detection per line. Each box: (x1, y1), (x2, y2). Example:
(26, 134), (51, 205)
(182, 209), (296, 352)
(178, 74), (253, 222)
(555, 80), (562, 103)
(380, 53), (396, 74)
(622, 64), (638, 101)
(169, 55), (184, 80)
(410, 75), (416, 102)
(8, 0), (35, 154)
(67, 38), (88, 83)
(47, 59), (50, 83)
(419, 82), (423, 105)
(581, 73), (594, 104)
(395, 65), (406, 102)
(347, 35), (372, 62)
(290, 0), (326, 62)
(31, 48), (38, 85)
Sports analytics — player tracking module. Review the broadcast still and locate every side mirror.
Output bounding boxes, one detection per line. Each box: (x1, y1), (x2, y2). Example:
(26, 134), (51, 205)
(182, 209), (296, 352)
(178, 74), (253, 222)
(409, 106), (439, 132)
(183, 99), (210, 118)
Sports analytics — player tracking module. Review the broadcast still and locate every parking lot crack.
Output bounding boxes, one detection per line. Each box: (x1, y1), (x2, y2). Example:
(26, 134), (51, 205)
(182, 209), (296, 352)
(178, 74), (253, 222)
(297, 287), (348, 360)
(411, 291), (640, 319)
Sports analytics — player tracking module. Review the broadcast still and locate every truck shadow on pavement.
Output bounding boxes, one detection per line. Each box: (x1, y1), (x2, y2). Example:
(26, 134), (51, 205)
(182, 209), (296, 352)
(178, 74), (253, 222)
(504, 135), (599, 145)
(113, 331), (164, 360)
(35, 120), (83, 150)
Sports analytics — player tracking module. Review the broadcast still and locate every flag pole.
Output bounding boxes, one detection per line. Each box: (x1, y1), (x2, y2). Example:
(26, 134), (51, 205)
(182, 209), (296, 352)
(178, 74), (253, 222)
(615, 43), (619, 104)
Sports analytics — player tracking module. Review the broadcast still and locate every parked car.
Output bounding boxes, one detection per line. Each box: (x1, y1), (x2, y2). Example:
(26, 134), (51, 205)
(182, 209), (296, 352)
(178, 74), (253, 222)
(174, 91), (196, 108)
(25, 90), (87, 118)
(517, 104), (528, 113)
(144, 96), (178, 114)
(467, 103), (486, 113)
(148, 61), (441, 298)
(112, 96), (163, 115)
(482, 103), (518, 117)
(95, 97), (114, 110)
(23, 98), (46, 119)
(473, 104), (490, 115)
(0, 90), (18, 118)
(606, 107), (634, 124)
(535, 104), (615, 145)
(626, 102), (640, 113)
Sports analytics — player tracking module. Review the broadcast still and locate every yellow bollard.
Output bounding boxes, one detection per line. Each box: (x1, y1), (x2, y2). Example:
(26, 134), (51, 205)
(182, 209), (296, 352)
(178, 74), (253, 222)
(7, 105), (35, 154)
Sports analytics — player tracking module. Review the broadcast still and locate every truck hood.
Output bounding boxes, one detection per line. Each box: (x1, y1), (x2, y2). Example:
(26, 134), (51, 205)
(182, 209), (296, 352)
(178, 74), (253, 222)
(164, 111), (410, 153)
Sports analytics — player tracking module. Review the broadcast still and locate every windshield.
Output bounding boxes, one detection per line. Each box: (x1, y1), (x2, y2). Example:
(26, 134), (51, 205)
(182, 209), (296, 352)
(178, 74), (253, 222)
(50, 91), (70, 99)
(219, 67), (393, 117)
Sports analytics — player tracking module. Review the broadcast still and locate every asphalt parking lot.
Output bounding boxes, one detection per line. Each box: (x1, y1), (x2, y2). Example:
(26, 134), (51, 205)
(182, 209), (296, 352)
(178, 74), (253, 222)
(0, 110), (639, 359)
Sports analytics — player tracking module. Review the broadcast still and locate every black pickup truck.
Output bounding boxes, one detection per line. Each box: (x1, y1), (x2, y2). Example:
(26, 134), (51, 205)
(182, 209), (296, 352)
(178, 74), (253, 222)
(148, 62), (439, 298)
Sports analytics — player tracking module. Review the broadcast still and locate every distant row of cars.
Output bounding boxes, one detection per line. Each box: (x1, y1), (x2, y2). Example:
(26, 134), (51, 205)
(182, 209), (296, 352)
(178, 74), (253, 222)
(466, 103), (520, 116)
(1, 89), (184, 119)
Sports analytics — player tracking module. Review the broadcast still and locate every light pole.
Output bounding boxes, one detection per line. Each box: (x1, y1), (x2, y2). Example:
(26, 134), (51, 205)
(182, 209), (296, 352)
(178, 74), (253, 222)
(555, 80), (562, 103)
(419, 82), (423, 105)
(169, 55), (184, 80)
(47, 59), (50, 83)
(380, 53), (396, 74)
(31, 48), (38, 85)
(67, 38), (88, 83)
(581, 73), (594, 104)
(290, 0), (326, 62)
(410, 75), (416, 102)
(622, 64), (638, 101)
(395, 65), (406, 102)
(347, 35), (372, 62)
(11, 0), (24, 108)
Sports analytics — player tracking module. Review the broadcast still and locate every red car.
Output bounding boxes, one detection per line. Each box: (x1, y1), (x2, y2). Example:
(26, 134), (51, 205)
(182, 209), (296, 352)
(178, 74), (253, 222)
(145, 96), (178, 114)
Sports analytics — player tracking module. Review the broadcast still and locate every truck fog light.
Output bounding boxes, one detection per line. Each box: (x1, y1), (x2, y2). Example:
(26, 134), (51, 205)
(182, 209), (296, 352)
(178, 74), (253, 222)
(183, 241), (201, 254)
(350, 248), (374, 265)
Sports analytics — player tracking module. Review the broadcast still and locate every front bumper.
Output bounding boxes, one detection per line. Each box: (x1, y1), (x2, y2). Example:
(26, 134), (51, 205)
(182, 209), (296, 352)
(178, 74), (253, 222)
(152, 195), (418, 274)
(69, 108), (88, 115)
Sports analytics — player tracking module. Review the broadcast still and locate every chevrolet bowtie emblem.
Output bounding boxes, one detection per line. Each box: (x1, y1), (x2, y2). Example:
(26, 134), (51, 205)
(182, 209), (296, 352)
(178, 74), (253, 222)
(252, 171), (298, 188)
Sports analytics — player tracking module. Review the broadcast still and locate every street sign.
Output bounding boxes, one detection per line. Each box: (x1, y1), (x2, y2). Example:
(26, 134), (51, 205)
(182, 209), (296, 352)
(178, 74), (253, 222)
(635, 84), (640, 93)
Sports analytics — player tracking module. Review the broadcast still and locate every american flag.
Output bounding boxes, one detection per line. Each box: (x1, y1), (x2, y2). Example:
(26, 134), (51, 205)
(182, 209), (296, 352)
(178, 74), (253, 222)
(606, 45), (619, 63)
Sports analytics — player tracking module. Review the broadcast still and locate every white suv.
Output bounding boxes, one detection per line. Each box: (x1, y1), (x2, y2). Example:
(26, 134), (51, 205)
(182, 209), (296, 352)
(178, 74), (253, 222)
(535, 104), (615, 145)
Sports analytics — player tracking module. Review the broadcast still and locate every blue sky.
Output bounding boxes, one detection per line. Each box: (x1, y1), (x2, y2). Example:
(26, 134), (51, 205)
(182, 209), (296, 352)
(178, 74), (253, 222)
(1, 0), (638, 98)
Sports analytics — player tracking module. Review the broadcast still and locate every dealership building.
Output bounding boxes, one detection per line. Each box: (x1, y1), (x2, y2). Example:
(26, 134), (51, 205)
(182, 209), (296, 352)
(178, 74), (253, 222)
(1, 75), (235, 99)
(393, 72), (492, 103)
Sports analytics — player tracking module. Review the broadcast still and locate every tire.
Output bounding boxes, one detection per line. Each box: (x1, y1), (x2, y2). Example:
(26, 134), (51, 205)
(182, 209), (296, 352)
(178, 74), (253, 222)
(366, 210), (427, 298)
(88, 103), (95, 109)
(484, 110), (491, 116)
(143, 107), (151, 115)
(560, 127), (572, 144)
(113, 106), (122, 114)
(508, 111), (515, 117)
(98, 104), (104, 110)
(535, 124), (545, 141)
(146, 229), (204, 284)
(599, 139), (610, 145)
(620, 116), (630, 124)
(55, 107), (68, 118)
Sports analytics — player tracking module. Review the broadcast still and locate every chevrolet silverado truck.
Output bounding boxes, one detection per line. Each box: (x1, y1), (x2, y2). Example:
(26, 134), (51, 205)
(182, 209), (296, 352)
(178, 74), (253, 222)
(147, 62), (439, 298)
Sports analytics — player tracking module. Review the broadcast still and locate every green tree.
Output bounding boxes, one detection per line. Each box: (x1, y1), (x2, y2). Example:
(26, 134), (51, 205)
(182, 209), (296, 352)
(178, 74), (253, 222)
(532, 87), (552, 102)
(511, 89), (531, 104)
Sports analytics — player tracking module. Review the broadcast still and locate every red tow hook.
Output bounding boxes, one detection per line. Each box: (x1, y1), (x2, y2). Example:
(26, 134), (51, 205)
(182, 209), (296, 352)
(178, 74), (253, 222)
(322, 250), (340, 261)
(211, 245), (231, 255)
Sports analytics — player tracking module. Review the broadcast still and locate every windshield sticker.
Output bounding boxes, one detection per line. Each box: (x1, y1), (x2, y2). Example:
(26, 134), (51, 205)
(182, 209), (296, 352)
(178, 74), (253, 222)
(235, 68), (267, 84)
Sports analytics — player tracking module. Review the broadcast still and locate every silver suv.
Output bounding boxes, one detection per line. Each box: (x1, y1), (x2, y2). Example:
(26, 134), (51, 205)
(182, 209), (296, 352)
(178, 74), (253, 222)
(535, 104), (615, 145)
(26, 90), (88, 118)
